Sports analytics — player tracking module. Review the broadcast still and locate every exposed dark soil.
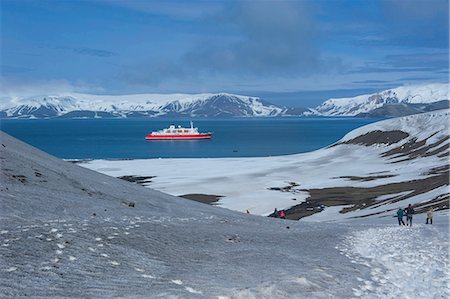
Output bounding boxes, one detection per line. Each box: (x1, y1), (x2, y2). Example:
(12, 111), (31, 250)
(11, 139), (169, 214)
(283, 172), (449, 220)
(180, 194), (222, 204)
(423, 164), (449, 176)
(382, 134), (449, 162)
(118, 175), (155, 185)
(350, 193), (449, 219)
(334, 175), (396, 182)
(267, 182), (300, 192)
(336, 130), (409, 146)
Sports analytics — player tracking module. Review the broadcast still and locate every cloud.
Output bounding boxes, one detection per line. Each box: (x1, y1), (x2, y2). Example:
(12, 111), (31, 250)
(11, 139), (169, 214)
(0, 78), (105, 101)
(99, 0), (221, 21)
(182, 1), (323, 76)
(119, 61), (188, 87)
(1, 65), (33, 74)
(397, 76), (439, 82)
(352, 80), (389, 84)
(380, 0), (449, 48)
(121, 1), (342, 88)
(348, 51), (448, 75)
(73, 48), (117, 57)
(384, 53), (448, 70)
(52, 45), (117, 57)
(381, 0), (448, 20)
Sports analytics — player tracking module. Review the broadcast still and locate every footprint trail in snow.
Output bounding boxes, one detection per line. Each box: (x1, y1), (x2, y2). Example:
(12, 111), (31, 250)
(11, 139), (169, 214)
(341, 225), (449, 298)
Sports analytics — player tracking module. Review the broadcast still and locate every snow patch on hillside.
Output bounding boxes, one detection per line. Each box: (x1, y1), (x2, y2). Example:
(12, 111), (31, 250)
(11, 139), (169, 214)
(341, 109), (450, 144)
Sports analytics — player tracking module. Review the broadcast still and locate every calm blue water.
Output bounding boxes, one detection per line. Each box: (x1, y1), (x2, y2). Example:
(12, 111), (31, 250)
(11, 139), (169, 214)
(0, 118), (381, 159)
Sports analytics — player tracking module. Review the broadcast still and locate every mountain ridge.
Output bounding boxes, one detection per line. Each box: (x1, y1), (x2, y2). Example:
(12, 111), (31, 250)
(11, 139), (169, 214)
(1, 92), (295, 118)
(1, 83), (447, 118)
(313, 83), (448, 117)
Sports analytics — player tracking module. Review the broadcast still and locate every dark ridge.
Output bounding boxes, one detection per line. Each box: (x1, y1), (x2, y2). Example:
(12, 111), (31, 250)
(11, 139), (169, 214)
(382, 134), (449, 161)
(423, 141), (450, 157)
(423, 164), (449, 176)
(437, 152), (450, 158)
(381, 137), (426, 157)
(337, 130), (409, 146)
(350, 193), (449, 219)
(333, 175), (396, 182)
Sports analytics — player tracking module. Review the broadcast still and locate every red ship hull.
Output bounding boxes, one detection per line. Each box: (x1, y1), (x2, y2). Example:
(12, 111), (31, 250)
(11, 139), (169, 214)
(145, 133), (212, 140)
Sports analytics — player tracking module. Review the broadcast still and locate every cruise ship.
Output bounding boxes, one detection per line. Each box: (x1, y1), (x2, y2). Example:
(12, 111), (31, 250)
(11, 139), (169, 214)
(145, 122), (212, 140)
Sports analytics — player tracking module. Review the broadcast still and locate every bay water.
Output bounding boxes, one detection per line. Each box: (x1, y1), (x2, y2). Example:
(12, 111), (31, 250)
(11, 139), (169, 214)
(0, 118), (381, 159)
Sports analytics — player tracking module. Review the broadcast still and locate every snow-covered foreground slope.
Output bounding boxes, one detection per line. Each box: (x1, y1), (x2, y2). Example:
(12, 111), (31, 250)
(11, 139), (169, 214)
(1, 129), (449, 298)
(84, 109), (449, 220)
(313, 83), (449, 116)
(340, 225), (449, 298)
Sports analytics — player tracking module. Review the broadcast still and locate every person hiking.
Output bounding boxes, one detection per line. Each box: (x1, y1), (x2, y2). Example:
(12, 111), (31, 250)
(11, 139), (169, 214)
(426, 208), (433, 224)
(272, 208), (279, 218)
(396, 207), (405, 225)
(405, 204), (415, 226)
(279, 210), (286, 219)
(246, 210), (251, 214)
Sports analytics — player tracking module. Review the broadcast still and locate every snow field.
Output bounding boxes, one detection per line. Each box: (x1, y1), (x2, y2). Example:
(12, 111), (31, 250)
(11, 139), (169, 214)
(340, 224), (449, 298)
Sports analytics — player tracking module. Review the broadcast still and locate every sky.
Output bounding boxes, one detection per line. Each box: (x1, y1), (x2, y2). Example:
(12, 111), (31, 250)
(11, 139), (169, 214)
(1, 0), (448, 107)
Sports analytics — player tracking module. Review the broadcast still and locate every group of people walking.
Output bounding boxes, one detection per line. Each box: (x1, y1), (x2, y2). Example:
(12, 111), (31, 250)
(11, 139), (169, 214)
(271, 208), (286, 219)
(396, 204), (434, 226)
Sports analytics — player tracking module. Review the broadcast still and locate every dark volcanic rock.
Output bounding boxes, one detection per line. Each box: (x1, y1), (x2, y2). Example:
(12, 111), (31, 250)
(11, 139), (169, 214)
(338, 130), (409, 146)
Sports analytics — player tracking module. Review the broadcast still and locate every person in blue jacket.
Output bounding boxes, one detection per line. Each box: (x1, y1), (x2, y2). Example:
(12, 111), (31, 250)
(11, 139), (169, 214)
(396, 207), (405, 225)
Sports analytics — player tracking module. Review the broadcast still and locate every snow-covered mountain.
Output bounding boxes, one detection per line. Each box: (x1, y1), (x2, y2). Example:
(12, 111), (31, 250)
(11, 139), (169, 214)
(313, 83), (449, 117)
(2, 83), (447, 119)
(0, 92), (294, 118)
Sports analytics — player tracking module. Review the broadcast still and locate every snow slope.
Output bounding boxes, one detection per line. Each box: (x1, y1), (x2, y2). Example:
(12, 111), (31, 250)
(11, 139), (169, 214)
(340, 223), (449, 298)
(314, 83), (449, 116)
(83, 109), (449, 219)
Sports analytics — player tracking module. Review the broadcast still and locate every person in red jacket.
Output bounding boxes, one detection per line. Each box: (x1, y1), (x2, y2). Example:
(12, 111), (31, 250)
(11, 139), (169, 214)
(279, 210), (286, 219)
